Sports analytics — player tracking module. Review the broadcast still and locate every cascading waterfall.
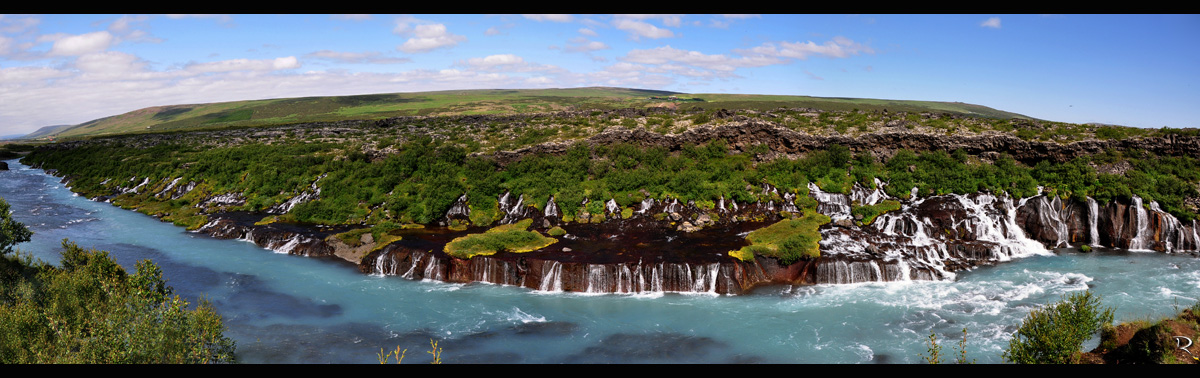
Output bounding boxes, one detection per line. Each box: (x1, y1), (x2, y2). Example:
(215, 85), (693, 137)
(1146, 201), (1190, 252)
(373, 249), (396, 276)
(636, 198), (655, 215)
(1088, 197), (1101, 247)
(605, 199), (619, 217)
(154, 177), (182, 198)
(544, 196), (559, 218)
(1129, 196), (1152, 251)
(445, 194), (471, 219)
(581, 261), (723, 295)
(815, 188), (1056, 285)
(808, 182), (851, 220)
(955, 193), (1050, 260)
(423, 253), (444, 281)
(539, 260), (563, 292)
(401, 251), (425, 279)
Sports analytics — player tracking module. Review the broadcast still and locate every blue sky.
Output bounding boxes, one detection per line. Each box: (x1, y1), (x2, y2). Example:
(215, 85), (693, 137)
(1, 14), (1197, 136)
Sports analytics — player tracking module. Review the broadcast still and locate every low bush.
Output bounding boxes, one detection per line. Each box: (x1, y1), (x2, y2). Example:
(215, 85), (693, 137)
(1003, 291), (1114, 364)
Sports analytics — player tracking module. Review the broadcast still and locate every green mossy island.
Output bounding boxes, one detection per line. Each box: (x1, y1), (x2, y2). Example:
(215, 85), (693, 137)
(443, 219), (557, 259)
(731, 212), (831, 265)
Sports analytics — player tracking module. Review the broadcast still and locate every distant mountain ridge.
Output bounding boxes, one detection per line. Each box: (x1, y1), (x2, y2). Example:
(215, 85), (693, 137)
(26, 87), (1036, 140)
(12, 124), (73, 140)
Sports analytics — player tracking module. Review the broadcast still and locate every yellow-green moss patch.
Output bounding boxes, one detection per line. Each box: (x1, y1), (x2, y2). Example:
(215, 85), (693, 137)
(444, 219), (557, 259)
(730, 212), (830, 264)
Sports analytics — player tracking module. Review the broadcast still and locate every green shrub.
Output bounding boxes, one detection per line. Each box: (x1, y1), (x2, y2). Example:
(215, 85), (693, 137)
(0, 240), (237, 363)
(0, 198), (32, 256)
(1003, 291), (1114, 364)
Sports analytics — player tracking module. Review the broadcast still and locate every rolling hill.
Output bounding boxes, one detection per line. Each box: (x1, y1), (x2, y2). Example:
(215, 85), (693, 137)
(32, 87), (1035, 140)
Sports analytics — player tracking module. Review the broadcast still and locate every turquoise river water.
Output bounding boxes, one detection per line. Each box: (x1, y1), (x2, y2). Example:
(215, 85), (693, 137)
(2, 158), (1198, 363)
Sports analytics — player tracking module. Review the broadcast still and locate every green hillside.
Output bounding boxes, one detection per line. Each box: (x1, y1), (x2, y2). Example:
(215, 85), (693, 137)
(41, 87), (1033, 140)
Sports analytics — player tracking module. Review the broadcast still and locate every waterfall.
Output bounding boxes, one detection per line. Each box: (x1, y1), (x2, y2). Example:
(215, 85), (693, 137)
(1129, 196), (1151, 251)
(274, 235), (302, 254)
(1193, 220), (1200, 252)
(664, 199), (680, 213)
(1147, 201), (1188, 252)
(445, 194), (471, 219)
(956, 193), (1049, 259)
(636, 198), (655, 214)
(539, 261), (563, 292)
(401, 251), (424, 279)
(499, 192), (512, 211)
(1088, 197), (1101, 247)
(373, 250), (394, 276)
(780, 192), (799, 213)
(155, 177), (182, 198)
(544, 196), (559, 218)
(423, 254), (444, 281)
(850, 178), (890, 206)
(808, 182), (851, 220)
(586, 264), (608, 294)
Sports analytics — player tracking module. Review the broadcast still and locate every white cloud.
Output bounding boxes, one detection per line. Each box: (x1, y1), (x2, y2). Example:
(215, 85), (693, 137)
(578, 28), (597, 37)
(48, 31), (115, 56)
(616, 14), (683, 28)
(458, 54), (566, 75)
(393, 19), (466, 53)
(613, 18), (674, 40)
(0, 15), (40, 34)
(981, 17), (1002, 28)
(621, 45), (783, 72)
(741, 37), (874, 60)
(465, 54), (525, 67)
(0, 65), (70, 83)
(108, 15), (146, 33)
(185, 56), (300, 73)
(306, 50), (411, 64)
(73, 51), (148, 75)
(565, 37), (609, 53)
(522, 14), (574, 23)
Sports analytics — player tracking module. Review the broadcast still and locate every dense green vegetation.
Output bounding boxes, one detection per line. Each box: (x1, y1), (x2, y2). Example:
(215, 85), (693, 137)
(1003, 291), (1114, 364)
(0, 143), (37, 159)
(20, 123), (1200, 243)
(18, 101), (1200, 267)
(0, 199), (32, 256)
(0, 197), (236, 363)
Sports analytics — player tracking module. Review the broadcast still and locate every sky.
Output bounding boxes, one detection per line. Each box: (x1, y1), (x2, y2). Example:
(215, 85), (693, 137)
(1, 14), (1198, 137)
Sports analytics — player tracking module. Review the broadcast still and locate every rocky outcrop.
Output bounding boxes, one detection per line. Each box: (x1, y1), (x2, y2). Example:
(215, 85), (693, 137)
(356, 183), (1199, 294)
(489, 122), (1200, 167)
(0, 161), (8, 170)
(194, 213), (339, 258)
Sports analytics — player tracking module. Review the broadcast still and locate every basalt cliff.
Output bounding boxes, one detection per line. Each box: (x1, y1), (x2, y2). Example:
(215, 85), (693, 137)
(25, 108), (1200, 295)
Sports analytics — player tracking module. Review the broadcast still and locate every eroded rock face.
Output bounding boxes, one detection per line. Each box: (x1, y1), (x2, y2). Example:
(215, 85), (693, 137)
(170, 174), (1198, 295)
(488, 121), (1200, 167)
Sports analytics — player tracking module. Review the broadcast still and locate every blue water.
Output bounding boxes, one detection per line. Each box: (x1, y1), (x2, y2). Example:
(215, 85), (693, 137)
(3, 158), (1198, 363)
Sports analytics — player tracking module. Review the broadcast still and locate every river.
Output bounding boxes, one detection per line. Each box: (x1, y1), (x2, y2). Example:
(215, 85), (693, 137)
(2, 158), (1198, 363)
